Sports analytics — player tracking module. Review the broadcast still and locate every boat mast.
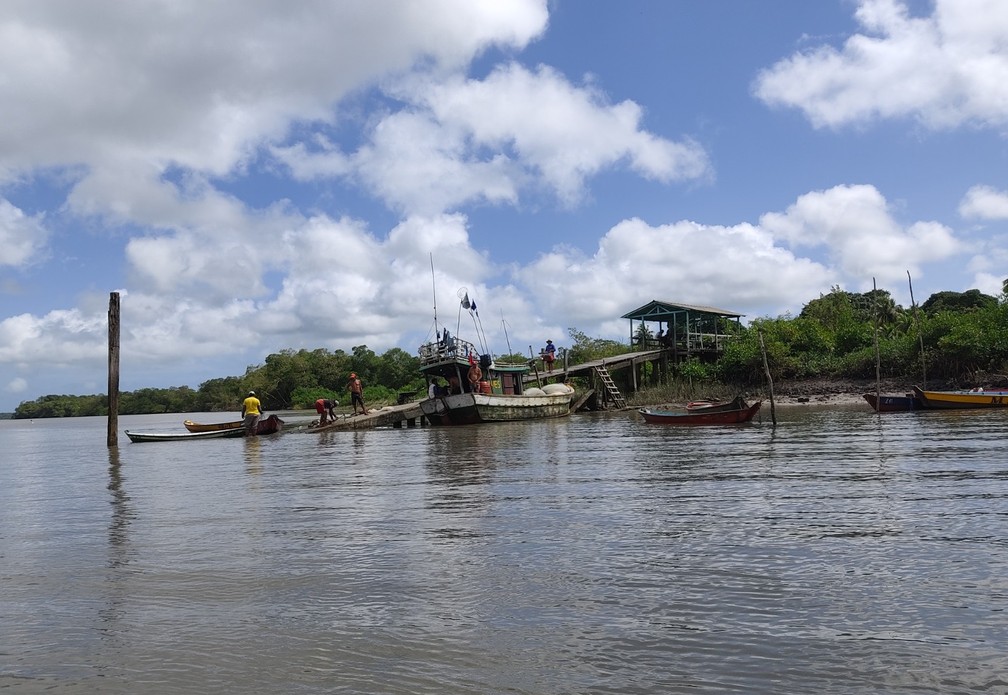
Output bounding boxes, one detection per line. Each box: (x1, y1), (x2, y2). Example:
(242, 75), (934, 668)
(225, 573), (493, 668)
(430, 253), (439, 337)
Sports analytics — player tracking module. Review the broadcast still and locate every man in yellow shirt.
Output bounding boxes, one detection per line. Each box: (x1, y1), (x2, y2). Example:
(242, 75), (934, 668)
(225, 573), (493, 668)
(242, 391), (262, 435)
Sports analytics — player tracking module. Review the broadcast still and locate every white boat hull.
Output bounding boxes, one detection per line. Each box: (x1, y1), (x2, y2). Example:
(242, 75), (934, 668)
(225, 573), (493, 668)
(419, 391), (573, 426)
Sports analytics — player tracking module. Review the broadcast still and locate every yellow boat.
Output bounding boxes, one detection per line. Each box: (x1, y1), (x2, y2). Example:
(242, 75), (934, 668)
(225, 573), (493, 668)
(912, 386), (1008, 409)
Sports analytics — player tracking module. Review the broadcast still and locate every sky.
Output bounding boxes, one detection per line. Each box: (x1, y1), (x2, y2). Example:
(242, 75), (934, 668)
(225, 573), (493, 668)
(2, 0), (1008, 411)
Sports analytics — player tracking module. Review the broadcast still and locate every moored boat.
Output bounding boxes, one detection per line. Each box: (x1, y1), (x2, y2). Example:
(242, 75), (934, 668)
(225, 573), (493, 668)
(639, 399), (762, 425)
(862, 393), (921, 412)
(183, 414), (284, 435)
(125, 427), (248, 443)
(912, 386), (1008, 409)
(418, 336), (574, 426)
(685, 396), (749, 413)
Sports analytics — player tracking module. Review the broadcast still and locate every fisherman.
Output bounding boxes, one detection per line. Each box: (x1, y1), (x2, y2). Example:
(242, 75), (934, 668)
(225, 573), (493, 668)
(241, 391), (262, 435)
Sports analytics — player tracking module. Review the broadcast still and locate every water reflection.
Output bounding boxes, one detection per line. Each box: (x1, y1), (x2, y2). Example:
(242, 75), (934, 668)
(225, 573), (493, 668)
(106, 446), (134, 566)
(100, 447), (136, 660)
(3, 409), (1008, 693)
(244, 436), (262, 475)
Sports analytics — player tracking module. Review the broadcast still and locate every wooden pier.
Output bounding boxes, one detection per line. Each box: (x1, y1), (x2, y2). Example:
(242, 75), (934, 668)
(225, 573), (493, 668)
(297, 401), (427, 431)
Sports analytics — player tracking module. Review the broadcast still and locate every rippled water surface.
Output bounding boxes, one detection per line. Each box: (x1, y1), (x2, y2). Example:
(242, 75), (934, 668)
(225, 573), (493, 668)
(2, 407), (1007, 694)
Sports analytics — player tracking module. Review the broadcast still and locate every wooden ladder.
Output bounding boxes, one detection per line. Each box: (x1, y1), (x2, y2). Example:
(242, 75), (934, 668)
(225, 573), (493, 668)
(595, 366), (627, 409)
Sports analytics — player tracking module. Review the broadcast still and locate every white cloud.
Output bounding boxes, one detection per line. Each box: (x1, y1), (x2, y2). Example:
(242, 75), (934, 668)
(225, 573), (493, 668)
(754, 0), (1008, 130)
(274, 62), (712, 215)
(759, 184), (960, 283)
(959, 185), (1008, 219)
(0, 199), (49, 267)
(0, 1), (548, 208)
(0, 309), (106, 365)
(518, 217), (834, 326)
(405, 63), (711, 206)
(6, 376), (26, 393)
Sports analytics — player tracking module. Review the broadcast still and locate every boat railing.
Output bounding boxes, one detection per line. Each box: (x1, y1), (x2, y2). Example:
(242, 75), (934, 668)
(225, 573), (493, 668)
(419, 337), (478, 365)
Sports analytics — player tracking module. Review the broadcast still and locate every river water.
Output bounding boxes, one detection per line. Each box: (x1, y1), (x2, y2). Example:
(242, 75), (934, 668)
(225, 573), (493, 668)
(1, 406), (1006, 694)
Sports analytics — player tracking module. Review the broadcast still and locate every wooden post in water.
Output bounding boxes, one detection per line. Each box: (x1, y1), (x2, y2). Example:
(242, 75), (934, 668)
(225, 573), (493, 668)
(758, 328), (776, 426)
(107, 292), (120, 447)
(908, 270), (926, 389)
(872, 277), (881, 409)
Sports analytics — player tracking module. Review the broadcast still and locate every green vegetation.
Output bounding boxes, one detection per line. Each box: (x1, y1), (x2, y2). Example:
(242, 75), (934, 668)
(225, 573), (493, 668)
(13, 285), (1008, 418)
(13, 345), (427, 419)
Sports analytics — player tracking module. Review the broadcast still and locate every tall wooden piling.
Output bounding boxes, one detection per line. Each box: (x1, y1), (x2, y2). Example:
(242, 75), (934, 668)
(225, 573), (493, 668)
(107, 292), (120, 447)
(758, 328), (776, 426)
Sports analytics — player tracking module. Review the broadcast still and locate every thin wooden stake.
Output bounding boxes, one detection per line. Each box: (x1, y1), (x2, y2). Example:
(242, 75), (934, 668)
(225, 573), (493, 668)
(907, 270), (926, 389)
(873, 277), (881, 410)
(758, 328), (776, 426)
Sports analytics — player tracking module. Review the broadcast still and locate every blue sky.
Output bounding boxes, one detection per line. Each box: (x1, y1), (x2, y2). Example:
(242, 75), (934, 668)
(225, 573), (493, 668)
(2, 0), (1007, 412)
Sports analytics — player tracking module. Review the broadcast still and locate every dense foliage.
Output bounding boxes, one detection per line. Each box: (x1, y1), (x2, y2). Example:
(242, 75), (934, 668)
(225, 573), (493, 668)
(12, 285), (1008, 418)
(13, 346), (426, 419)
(714, 287), (1008, 387)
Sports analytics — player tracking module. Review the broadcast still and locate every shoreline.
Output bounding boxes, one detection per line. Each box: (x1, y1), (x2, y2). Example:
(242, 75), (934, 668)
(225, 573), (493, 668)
(758, 378), (916, 407)
(634, 378), (930, 409)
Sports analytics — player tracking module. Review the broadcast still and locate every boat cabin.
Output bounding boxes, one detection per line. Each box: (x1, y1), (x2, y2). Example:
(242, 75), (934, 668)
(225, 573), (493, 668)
(419, 336), (532, 396)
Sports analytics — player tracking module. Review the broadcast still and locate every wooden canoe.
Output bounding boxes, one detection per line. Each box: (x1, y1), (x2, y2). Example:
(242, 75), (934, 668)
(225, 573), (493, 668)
(639, 400), (762, 425)
(863, 393), (921, 412)
(125, 427), (247, 443)
(685, 396), (749, 413)
(184, 414), (284, 434)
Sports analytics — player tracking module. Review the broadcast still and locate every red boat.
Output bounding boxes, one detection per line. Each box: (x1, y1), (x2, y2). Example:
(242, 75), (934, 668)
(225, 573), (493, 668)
(685, 396), (749, 412)
(639, 400), (762, 425)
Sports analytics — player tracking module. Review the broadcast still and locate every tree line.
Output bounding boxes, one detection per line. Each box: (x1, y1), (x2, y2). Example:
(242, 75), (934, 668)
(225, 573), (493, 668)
(13, 344), (422, 419)
(12, 284), (1008, 418)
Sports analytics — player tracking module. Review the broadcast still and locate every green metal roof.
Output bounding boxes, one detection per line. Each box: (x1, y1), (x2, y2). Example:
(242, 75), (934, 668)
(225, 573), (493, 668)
(621, 299), (744, 321)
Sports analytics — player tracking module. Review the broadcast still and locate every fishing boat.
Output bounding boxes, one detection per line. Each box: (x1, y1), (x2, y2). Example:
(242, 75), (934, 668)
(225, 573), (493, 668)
(416, 278), (576, 426)
(183, 414), (284, 434)
(862, 392), (921, 412)
(639, 399), (762, 425)
(124, 427), (248, 443)
(912, 386), (1008, 409)
(418, 337), (574, 426)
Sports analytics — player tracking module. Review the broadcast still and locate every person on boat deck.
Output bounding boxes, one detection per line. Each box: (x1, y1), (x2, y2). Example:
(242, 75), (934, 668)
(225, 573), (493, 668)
(440, 328), (455, 356)
(241, 391), (262, 435)
(447, 375), (461, 394)
(543, 339), (556, 373)
(348, 372), (368, 415)
(428, 378), (445, 399)
(467, 360), (483, 392)
(315, 397), (337, 426)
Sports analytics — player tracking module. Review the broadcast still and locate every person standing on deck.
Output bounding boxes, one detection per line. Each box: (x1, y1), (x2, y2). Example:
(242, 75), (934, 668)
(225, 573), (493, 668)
(543, 339), (556, 373)
(467, 352), (482, 392)
(242, 391), (262, 435)
(348, 373), (368, 415)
